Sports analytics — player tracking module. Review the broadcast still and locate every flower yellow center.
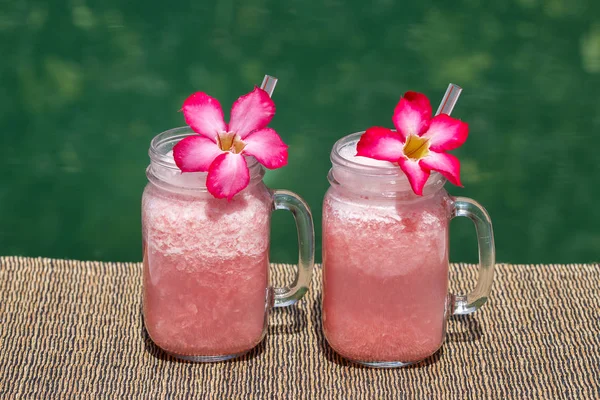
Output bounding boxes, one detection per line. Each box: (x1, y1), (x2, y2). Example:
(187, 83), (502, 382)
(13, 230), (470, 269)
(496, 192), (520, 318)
(217, 132), (246, 154)
(403, 134), (430, 161)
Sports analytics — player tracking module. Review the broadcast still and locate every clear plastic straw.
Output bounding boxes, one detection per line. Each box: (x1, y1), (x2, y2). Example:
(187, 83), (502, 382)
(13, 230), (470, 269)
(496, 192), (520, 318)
(435, 83), (462, 116)
(261, 75), (278, 97)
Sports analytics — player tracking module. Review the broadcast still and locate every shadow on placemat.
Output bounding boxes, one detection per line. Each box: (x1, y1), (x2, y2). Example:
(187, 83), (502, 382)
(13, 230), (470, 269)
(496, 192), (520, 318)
(269, 306), (308, 336)
(447, 315), (483, 343)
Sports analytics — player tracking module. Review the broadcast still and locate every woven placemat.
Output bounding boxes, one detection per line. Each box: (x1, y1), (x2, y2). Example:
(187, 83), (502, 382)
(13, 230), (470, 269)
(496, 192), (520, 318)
(0, 257), (599, 399)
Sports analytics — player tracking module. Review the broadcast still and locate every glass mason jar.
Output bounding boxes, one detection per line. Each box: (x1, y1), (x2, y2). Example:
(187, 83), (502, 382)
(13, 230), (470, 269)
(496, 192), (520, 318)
(322, 132), (495, 368)
(142, 127), (315, 362)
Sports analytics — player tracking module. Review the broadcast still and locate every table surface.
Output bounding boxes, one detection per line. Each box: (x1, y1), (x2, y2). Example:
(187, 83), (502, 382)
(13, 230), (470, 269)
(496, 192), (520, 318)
(1, 257), (599, 399)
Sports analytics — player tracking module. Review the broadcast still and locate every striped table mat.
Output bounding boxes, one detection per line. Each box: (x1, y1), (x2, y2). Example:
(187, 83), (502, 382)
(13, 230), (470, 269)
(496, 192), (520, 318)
(0, 257), (599, 399)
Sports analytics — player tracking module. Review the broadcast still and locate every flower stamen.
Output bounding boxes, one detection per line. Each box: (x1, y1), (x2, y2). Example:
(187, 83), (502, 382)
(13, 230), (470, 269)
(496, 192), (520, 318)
(403, 135), (430, 161)
(217, 132), (246, 154)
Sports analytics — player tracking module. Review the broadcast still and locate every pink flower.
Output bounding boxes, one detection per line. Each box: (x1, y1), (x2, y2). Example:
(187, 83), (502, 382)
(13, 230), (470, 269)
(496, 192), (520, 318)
(356, 91), (469, 196)
(173, 87), (288, 200)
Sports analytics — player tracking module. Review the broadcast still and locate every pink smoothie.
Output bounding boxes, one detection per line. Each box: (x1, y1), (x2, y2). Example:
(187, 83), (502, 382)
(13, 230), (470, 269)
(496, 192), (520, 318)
(322, 187), (451, 363)
(142, 182), (272, 357)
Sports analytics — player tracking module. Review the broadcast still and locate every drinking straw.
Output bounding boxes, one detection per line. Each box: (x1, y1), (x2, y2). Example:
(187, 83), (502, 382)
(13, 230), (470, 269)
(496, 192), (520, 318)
(261, 75), (278, 97)
(435, 83), (462, 116)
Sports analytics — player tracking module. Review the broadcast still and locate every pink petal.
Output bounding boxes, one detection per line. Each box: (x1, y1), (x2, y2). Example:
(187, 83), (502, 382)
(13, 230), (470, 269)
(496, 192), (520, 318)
(182, 92), (227, 140)
(398, 157), (430, 196)
(392, 91), (432, 140)
(229, 87), (276, 139)
(243, 128), (288, 169)
(421, 114), (469, 152)
(419, 151), (462, 187)
(173, 135), (223, 172)
(206, 152), (250, 200)
(356, 127), (405, 162)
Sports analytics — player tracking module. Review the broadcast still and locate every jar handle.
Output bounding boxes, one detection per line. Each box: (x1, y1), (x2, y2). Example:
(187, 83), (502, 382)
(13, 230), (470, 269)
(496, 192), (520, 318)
(271, 190), (315, 307)
(450, 197), (496, 315)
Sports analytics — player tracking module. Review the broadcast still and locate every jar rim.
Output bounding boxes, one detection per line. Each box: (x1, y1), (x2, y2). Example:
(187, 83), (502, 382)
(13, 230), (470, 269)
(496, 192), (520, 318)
(331, 132), (401, 175)
(149, 126), (260, 170)
(330, 131), (446, 196)
(147, 126), (264, 193)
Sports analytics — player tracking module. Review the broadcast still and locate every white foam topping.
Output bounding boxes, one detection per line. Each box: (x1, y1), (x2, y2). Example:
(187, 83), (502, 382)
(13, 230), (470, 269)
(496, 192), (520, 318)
(338, 141), (398, 168)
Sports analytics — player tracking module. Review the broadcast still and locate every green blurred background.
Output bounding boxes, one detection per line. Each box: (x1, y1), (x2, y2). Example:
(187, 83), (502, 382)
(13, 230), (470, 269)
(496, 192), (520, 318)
(1, 0), (599, 264)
